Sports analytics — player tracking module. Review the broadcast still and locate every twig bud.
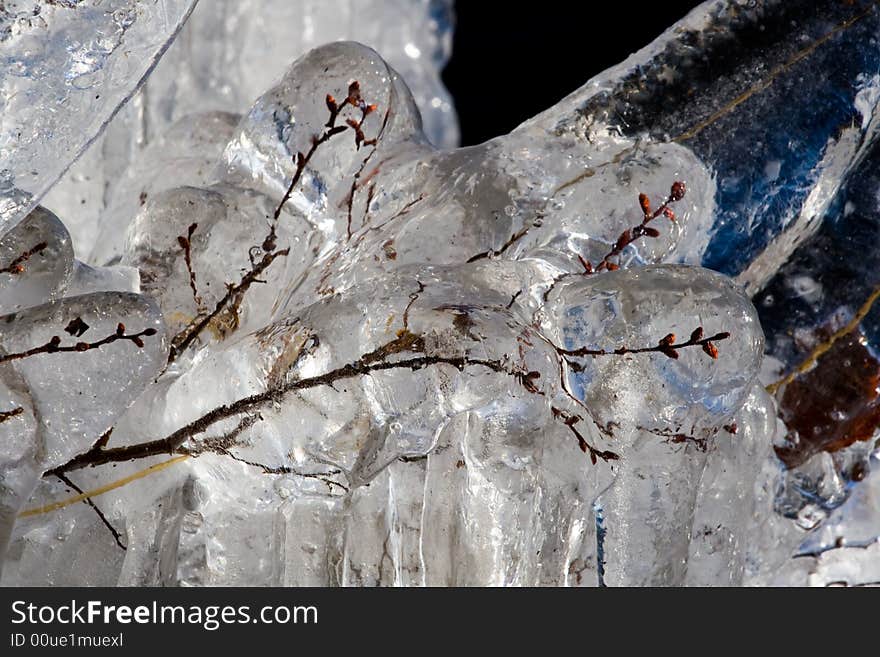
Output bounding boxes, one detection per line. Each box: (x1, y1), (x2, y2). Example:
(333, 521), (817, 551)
(670, 181), (686, 201)
(347, 80), (361, 105)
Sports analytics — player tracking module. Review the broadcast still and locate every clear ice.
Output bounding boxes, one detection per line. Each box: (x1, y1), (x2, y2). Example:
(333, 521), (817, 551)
(1, 0), (879, 587)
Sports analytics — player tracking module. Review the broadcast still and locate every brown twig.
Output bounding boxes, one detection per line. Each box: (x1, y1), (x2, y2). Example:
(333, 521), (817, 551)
(52, 471), (126, 550)
(551, 407), (620, 464)
(467, 216), (544, 263)
(176, 414), (260, 456)
(167, 247), (289, 364)
(269, 81), (378, 251)
(181, 445), (348, 494)
(164, 84), (377, 364)
(581, 181), (686, 274)
(0, 241), (48, 275)
(538, 182), (687, 306)
(177, 222), (203, 311)
(0, 324), (157, 365)
(53, 338), (532, 474)
(365, 194), (426, 234)
(640, 425), (710, 452)
(49, 318), (721, 476)
(557, 326), (729, 361)
(345, 107), (391, 240)
(0, 406), (23, 423)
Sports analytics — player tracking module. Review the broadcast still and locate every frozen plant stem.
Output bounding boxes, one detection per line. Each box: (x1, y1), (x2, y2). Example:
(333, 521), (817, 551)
(167, 246), (289, 364)
(52, 320), (731, 476)
(166, 81), (380, 364)
(177, 222), (203, 312)
(581, 181), (686, 274)
(539, 182), (688, 305)
(176, 414), (347, 493)
(0, 324), (158, 364)
(558, 326), (730, 361)
(52, 471), (126, 550)
(552, 406), (620, 464)
(267, 80), (377, 251)
(0, 407), (23, 423)
(54, 341), (524, 473)
(0, 241), (48, 275)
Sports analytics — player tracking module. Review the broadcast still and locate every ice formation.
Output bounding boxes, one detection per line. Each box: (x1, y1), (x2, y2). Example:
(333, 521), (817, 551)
(1, 0), (879, 586)
(42, 0), (458, 256)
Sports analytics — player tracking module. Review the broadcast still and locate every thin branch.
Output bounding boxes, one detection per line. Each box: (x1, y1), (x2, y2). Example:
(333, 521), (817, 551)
(51, 320), (717, 476)
(467, 215), (543, 263)
(666, 434), (707, 451)
(551, 407), (620, 464)
(175, 413), (260, 456)
(167, 247), (289, 364)
(172, 412), (348, 492)
(365, 194), (426, 233)
(52, 471), (126, 550)
(557, 326), (730, 361)
(0, 324), (158, 365)
(539, 182), (687, 305)
(39, 315), (734, 508)
(163, 84), (379, 363)
(54, 341), (526, 474)
(345, 107), (391, 240)
(0, 406), (23, 423)
(358, 182), (377, 236)
(581, 181), (685, 274)
(269, 81), (378, 251)
(0, 241), (48, 275)
(177, 222), (203, 312)
(182, 446), (348, 493)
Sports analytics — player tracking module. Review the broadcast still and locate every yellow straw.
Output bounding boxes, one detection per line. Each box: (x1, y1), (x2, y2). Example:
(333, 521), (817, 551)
(19, 455), (189, 518)
(767, 284), (880, 395)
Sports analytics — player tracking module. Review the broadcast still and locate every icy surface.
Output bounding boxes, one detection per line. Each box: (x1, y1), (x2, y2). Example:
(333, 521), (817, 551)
(2, 0), (880, 586)
(43, 0), (457, 258)
(0, 207), (73, 315)
(0, 0), (198, 236)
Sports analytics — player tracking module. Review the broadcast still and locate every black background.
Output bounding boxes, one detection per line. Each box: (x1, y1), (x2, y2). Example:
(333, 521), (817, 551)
(443, 1), (704, 145)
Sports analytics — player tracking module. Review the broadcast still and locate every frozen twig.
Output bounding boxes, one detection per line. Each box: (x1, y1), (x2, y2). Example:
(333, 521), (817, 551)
(0, 324), (158, 365)
(0, 241), (48, 275)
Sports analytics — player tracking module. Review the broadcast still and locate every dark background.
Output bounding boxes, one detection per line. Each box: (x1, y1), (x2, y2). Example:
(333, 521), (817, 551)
(442, 2), (705, 145)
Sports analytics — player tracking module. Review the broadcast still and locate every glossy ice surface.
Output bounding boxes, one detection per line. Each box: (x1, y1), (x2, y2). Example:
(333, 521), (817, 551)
(1, 0), (878, 586)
